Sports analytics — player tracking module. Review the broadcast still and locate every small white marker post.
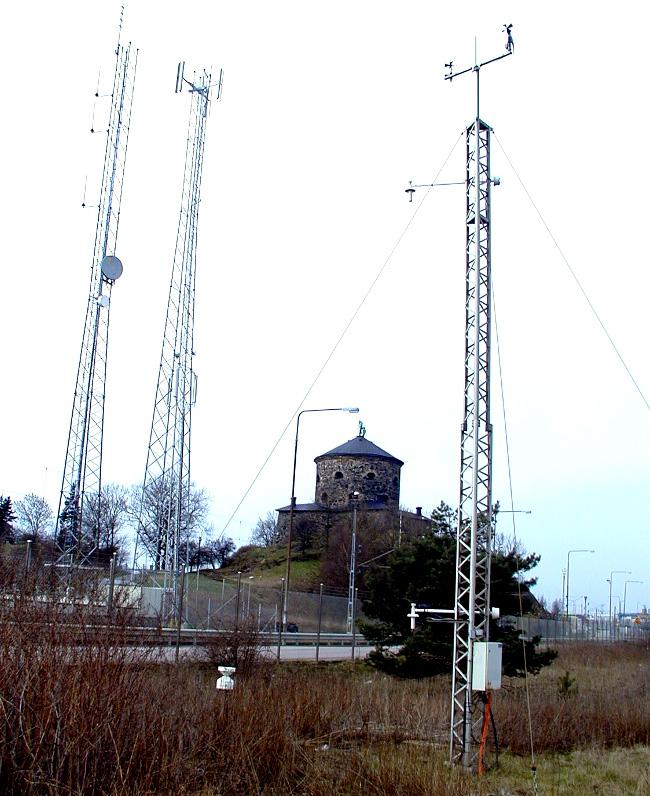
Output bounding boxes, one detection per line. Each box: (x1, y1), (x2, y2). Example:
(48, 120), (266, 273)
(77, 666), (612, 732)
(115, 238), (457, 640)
(216, 666), (236, 691)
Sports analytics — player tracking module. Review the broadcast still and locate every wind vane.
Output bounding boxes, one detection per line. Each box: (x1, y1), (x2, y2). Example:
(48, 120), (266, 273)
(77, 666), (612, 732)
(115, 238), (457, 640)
(404, 27), (513, 204)
(444, 24), (513, 97)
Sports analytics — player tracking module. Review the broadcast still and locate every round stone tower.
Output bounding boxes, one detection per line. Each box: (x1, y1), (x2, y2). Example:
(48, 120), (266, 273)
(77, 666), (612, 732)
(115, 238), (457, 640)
(314, 434), (403, 509)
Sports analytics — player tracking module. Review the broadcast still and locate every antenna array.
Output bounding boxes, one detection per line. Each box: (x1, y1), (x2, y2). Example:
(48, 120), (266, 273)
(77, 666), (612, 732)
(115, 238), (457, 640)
(133, 65), (220, 623)
(55, 32), (137, 564)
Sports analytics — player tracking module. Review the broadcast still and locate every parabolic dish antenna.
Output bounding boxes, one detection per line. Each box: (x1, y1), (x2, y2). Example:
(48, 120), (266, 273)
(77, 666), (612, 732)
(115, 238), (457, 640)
(100, 255), (123, 281)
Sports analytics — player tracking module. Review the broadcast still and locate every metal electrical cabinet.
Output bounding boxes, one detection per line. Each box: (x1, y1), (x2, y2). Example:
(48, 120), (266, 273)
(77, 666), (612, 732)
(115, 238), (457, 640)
(472, 642), (502, 690)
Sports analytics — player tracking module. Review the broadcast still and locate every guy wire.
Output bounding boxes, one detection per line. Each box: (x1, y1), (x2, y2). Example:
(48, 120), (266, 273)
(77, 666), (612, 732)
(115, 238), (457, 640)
(493, 283), (539, 795)
(219, 130), (465, 537)
(494, 133), (650, 416)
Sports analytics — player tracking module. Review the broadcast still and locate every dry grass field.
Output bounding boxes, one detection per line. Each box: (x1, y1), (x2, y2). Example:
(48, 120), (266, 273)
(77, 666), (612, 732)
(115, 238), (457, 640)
(0, 567), (648, 794)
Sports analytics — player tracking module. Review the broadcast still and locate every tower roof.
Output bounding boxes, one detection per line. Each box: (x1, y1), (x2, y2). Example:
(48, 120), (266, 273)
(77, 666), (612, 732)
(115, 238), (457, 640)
(315, 435), (403, 466)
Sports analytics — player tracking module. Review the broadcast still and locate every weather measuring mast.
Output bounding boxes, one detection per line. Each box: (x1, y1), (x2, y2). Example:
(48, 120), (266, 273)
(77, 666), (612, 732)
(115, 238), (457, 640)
(133, 63), (222, 622)
(446, 33), (512, 767)
(55, 22), (137, 564)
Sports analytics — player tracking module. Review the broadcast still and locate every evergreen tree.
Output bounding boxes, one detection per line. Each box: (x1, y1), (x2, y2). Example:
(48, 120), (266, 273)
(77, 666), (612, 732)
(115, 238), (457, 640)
(0, 496), (16, 543)
(430, 500), (457, 537)
(360, 520), (556, 678)
(57, 492), (79, 551)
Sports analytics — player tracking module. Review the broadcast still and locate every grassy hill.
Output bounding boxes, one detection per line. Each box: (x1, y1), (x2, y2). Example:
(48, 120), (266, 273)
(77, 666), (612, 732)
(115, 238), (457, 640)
(205, 543), (322, 592)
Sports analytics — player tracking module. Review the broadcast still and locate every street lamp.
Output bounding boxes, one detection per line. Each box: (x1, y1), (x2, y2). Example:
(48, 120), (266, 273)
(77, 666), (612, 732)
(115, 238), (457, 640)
(566, 549), (594, 616)
(347, 491), (360, 635)
(623, 580), (643, 616)
(282, 406), (359, 630)
(608, 570), (631, 621)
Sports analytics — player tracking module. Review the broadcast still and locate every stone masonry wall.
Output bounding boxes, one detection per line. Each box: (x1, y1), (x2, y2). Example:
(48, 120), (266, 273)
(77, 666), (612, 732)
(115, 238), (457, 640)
(315, 455), (400, 508)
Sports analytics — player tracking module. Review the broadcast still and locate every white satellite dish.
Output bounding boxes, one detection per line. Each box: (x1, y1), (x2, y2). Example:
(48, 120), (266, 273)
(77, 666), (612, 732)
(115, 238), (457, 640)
(100, 255), (123, 281)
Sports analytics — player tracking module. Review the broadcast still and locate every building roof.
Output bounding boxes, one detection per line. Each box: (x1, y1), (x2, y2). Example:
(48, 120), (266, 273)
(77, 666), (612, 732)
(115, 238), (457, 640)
(275, 502), (323, 513)
(314, 435), (403, 466)
(276, 500), (394, 513)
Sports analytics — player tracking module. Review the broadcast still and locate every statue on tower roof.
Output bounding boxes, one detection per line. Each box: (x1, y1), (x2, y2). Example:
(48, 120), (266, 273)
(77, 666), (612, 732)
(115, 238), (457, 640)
(504, 23), (514, 53)
(358, 421), (366, 438)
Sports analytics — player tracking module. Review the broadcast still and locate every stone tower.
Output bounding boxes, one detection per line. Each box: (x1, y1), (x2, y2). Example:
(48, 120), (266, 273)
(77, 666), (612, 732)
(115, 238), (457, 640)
(275, 432), (405, 537)
(314, 434), (403, 509)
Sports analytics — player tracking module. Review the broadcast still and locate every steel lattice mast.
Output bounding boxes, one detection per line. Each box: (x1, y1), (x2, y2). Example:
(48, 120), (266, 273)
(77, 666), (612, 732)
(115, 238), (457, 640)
(446, 44), (511, 767)
(55, 24), (137, 564)
(133, 64), (221, 621)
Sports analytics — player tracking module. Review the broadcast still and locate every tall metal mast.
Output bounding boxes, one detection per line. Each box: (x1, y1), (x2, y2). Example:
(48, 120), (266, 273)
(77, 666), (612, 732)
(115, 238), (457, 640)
(446, 37), (511, 767)
(133, 63), (221, 622)
(55, 16), (137, 564)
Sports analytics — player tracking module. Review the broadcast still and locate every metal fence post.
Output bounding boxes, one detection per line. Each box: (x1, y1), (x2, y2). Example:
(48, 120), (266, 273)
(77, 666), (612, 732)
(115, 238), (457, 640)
(107, 553), (116, 616)
(351, 587), (358, 661)
(316, 583), (324, 662)
(25, 539), (32, 577)
(175, 564), (187, 664)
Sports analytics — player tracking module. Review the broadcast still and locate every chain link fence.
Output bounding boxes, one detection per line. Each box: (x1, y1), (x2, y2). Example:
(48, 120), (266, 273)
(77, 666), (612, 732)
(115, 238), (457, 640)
(508, 614), (650, 644)
(138, 573), (358, 633)
(135, 574), (650, 643)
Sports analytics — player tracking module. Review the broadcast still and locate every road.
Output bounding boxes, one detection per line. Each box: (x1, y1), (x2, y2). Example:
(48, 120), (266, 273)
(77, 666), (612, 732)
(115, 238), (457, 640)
(151, 644), (376, 663)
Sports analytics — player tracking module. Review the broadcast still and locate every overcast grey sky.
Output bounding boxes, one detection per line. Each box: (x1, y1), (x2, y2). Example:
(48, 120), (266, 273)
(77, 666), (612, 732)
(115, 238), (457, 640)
(1, 1), (648, 613)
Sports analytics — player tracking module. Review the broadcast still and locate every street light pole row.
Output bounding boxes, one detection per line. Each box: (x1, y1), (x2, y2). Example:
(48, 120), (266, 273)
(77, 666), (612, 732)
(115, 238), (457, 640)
(566, 559), (644, 620)
(623, 579), (644, 616)
(565, 549), (594, 617)
(608, 570), (631, 621)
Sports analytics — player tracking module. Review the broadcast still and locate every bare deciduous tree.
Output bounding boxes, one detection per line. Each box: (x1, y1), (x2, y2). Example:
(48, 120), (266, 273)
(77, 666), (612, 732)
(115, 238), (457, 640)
(186, 534), (235, 569)
(130, 479), (210, 569)
(14, 493), (53, 540)
(81, 484), (130, 564)
(250, 512), (283, 547)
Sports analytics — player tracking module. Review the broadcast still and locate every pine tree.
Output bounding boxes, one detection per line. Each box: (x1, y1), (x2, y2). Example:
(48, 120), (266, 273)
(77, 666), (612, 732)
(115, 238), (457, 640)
(0, 496), (16, 543)
(360, 513), (557, 678)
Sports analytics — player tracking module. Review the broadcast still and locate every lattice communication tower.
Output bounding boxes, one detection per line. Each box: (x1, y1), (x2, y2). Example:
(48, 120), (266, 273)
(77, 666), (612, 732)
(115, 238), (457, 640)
(133, 64), (221, 622)
(445, 45), (511, 768)
(55, 26), (137, 565)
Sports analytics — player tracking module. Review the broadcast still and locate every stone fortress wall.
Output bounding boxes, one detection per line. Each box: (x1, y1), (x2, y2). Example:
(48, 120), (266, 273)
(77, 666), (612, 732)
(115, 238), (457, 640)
(315, 455), (400, 509)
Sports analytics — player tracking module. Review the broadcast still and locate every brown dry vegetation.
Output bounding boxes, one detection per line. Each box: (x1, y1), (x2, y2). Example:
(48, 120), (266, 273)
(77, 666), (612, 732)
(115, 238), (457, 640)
(0, 559), (648, 794)
(498, 642), (650, 754)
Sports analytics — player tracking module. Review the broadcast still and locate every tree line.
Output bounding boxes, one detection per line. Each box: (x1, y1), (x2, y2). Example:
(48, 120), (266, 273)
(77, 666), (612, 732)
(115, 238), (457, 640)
(0, 485), (235, 570)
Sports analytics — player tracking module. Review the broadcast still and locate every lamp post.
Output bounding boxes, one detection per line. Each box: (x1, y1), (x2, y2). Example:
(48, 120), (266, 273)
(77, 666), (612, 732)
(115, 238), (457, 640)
(282, 406), (359, 631)
(608, 570), (631, 621)
(276, 577), (284, 661)
(234, 571), (242, 630)
(566, 549), (594, 616)
(347, 491), (360, 635)
(623, 580), (643, 616)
